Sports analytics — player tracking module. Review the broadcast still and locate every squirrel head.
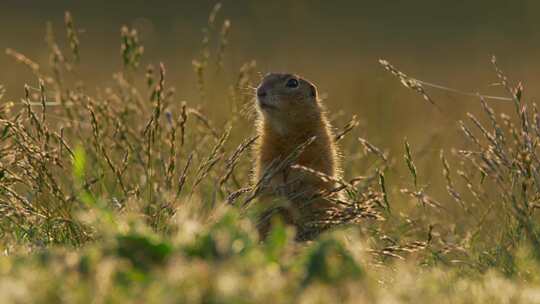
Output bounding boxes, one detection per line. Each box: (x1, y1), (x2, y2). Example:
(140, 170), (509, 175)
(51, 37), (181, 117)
(256, 73), (321, 133)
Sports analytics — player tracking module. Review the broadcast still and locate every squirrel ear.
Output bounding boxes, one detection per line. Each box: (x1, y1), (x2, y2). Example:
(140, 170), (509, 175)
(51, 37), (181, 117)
(309, 84), (318, 99)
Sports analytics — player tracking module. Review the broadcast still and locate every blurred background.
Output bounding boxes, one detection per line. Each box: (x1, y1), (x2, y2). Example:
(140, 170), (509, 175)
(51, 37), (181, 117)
(1, 0), (539, 168)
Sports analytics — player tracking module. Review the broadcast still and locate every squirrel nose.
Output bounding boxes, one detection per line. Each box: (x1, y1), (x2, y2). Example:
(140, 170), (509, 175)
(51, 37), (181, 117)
(257, 88), (267, 98)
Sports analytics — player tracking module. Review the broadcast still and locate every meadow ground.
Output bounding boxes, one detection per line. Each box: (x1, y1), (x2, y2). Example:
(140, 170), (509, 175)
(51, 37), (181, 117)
(2, 6), (540, 303)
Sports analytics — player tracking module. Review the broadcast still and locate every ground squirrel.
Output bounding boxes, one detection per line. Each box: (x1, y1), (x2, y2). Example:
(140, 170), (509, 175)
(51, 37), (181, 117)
(253, 73), (341, 240)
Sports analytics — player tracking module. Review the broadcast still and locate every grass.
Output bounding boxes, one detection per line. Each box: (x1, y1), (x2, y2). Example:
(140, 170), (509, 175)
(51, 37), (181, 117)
(2, 6), (540, 303)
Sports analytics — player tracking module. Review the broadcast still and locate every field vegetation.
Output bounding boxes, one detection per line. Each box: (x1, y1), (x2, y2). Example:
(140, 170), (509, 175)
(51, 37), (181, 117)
(1, 6), (540, 303)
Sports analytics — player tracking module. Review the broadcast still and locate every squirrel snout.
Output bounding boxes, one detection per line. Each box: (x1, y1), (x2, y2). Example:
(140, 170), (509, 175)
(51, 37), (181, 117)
(257, 87), (267, 98)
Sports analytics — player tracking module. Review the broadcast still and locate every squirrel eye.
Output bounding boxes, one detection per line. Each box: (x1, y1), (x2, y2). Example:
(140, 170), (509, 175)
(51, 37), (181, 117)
(286, 78), (299, 88)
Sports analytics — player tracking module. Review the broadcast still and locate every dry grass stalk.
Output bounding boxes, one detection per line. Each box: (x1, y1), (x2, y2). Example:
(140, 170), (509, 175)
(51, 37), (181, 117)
(191, 127), (231, 192)
(216, 19), (231, 72)
(220, 135), (258, 187)
(176, 153), (194, 199)
(334, 115), (359, 142)
(379, 59), (435, 105)
(403, 138), (418, 187)
(64, 11), (80, 63)
(358, 137), (388, 162)
(242, 136), (317, 208)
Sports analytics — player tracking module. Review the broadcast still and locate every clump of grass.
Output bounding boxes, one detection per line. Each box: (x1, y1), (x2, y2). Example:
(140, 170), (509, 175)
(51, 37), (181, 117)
(381, 57), (540, 273)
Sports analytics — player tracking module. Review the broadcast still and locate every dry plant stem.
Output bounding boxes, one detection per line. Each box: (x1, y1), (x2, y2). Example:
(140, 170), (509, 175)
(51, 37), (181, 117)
(176, 153), (194, 199)
(242, 136), (317, 208)
(220, 135), (259, 187)
(334, 115), (359, 142)
(191, 127), (231, 194)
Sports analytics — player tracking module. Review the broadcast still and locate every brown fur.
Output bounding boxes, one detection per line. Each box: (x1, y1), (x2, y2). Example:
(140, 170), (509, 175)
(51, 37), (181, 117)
(253, 73), (340, 240)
